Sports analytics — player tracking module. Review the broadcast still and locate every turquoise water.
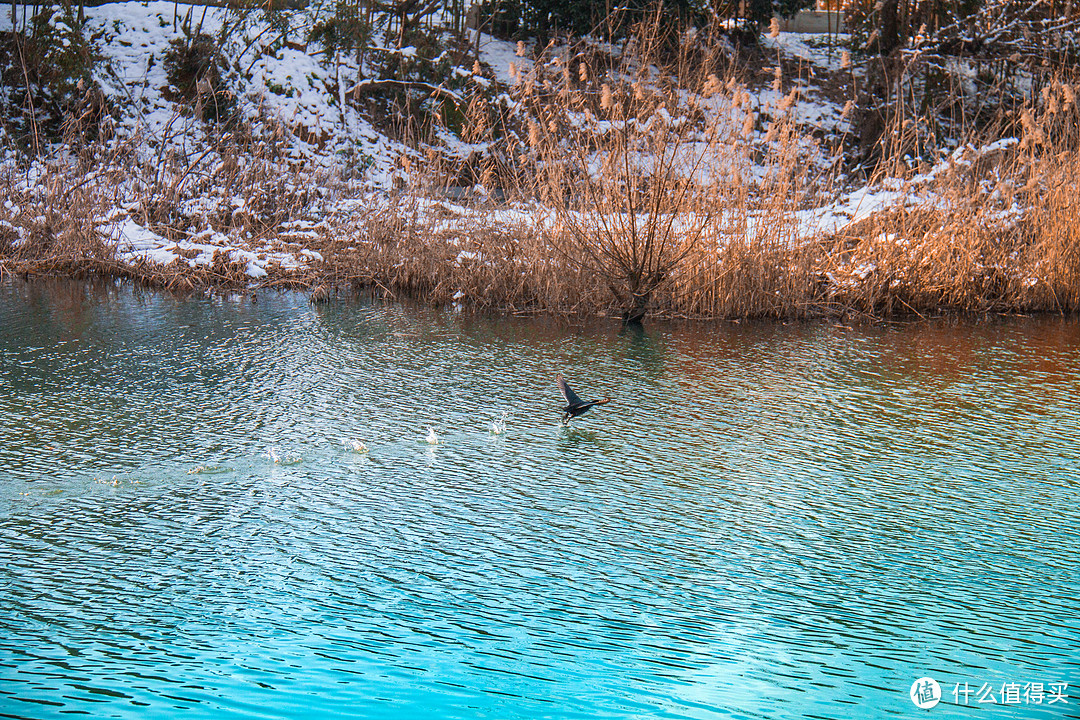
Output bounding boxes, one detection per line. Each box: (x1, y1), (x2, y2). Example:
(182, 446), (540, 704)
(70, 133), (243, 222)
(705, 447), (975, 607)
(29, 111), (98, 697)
(0, 279), (1077, 719)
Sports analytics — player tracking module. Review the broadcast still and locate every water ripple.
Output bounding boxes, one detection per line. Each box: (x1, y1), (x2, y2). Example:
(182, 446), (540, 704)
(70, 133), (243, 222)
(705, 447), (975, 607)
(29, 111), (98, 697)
(0, 281), (1078, 719)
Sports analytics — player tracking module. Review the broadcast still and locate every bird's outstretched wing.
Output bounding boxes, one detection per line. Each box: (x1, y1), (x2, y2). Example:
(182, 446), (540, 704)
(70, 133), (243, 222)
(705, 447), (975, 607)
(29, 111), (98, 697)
(556, 374), (584, 406)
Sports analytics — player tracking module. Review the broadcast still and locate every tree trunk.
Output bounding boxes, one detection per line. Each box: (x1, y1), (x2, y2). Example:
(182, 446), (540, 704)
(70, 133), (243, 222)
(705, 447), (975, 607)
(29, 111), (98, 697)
(877, 0), (900, 56)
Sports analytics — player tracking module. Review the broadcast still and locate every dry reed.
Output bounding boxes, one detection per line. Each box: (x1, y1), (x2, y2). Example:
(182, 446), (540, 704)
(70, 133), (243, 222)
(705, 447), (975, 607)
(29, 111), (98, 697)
(4, 21), (1080, 322)
(397, 19), (1080, 321)
(1, 109), (326, 291)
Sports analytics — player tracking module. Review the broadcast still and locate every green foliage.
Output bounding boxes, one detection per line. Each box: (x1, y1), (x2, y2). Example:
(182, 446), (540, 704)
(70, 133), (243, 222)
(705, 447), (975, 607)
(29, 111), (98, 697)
(308, 2), (372, 56)
(0, 7), (109, 150)
(266, 80), (295, 97)
(478, 0), (526, 39)
(483, 0), (710, 42)
(336, 139), (375, 178)
(741, 0), (771, 27)
(774, 0), (815, 20)
(438, 98), (467, 137)
(742, 0), (816, 27)
(163, 31), (237, 124)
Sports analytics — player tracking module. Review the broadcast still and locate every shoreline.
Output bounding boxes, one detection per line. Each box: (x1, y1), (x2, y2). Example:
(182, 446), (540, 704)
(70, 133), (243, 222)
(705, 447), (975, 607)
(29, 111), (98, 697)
(2, 7), (1077, 322)
(2, 246), (1074, 325)
(4, 159), (1080, 322)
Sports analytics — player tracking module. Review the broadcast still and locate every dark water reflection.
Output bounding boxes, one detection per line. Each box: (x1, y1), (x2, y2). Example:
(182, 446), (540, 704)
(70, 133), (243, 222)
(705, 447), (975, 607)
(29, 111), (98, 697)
(1, 279), (1078, 719)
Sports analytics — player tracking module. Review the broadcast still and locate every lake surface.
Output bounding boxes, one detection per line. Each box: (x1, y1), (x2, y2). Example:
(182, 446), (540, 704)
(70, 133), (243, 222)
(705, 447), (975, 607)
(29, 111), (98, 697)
(1, 279), (1077, 719)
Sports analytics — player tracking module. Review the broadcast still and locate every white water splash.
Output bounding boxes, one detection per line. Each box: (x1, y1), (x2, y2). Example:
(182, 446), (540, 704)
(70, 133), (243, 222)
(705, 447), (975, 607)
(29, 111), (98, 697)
(187, 465), (231, 475)
(426, 427), (439, 444)
(266, 447), (302, 465)
(343, 439), (368, 453)
(491, 411), (508, 435)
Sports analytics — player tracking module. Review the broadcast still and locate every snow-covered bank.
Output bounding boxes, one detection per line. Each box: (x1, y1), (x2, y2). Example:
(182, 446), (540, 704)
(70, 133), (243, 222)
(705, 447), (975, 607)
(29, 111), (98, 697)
(2, 3), (1077, 318)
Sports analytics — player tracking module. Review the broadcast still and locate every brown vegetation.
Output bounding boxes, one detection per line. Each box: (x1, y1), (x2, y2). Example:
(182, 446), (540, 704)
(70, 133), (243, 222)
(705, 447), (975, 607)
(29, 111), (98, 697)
(3, 18), (1080, 322)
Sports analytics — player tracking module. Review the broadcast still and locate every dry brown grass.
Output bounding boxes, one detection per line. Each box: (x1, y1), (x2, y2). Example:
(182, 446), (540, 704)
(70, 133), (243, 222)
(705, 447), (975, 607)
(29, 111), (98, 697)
(819, 84), (1080, 316)
(304, 193), (607, 313)
(0, 111), (323, 291)
(399, 20), (1080, 321)
(0, 148), (117, 280)
(3, 23), (1080, 322)
(409, 16), (837, 320)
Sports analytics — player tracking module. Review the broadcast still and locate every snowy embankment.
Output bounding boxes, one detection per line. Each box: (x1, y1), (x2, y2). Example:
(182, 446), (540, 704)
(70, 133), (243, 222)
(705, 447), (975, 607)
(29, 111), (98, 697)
(1, 1), (1037, 305)
(106, 216), (324, 279)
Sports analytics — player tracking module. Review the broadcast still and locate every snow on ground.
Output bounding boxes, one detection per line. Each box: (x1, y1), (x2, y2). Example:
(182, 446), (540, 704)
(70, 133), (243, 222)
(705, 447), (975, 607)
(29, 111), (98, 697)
(103, 217), (318, 277)
(476, 32), (533, 85)
(0, 2), (416, 274)
(1, 9), (1022, 286)
(794, 186), (911, 238)
(761, 32), (851, 72)
(65, 1), (410, 184)
(88, 2), (195, 139)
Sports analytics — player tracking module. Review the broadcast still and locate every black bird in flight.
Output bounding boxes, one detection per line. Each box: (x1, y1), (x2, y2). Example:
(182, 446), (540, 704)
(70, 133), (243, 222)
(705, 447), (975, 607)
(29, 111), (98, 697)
(557, 374), (610, 424)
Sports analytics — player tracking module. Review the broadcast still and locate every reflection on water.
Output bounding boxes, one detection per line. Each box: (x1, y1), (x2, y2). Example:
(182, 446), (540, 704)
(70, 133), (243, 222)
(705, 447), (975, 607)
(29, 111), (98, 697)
(1, 279), (1078, 719)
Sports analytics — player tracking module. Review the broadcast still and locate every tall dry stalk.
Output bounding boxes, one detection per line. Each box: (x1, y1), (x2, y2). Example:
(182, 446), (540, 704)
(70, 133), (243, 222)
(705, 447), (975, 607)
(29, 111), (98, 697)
(821, 77), (1080, 316)
(506, 15), (827, 320)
